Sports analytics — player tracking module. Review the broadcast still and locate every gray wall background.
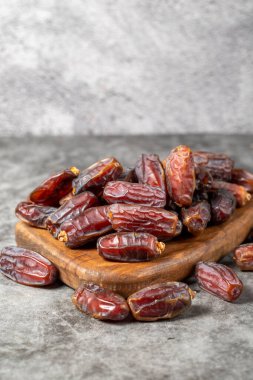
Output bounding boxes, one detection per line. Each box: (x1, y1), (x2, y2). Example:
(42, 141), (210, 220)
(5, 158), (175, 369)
(0, 0), (253, 136)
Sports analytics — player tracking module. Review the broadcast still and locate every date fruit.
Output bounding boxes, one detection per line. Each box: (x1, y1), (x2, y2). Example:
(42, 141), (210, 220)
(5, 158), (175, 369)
(15, 201), (57, 228)
(135, 154), (166, 191)
(195, 167), (213, 191)
(234, 244), (253, 271)
(193, 151), (234, 181)
(29, 167), (79, 207)
(231, 168), (253, 193)
(58, 206), (112, 248)
(72, 283), (129, 321)
(97, 232), (165, 262)
(163, 145), (195, 207)
(0, 246), (58, 286)
(195, 262), (243, 302)
(46, 191), (99, 237)
(118, 168), (137, 183)
(103, 181), (166, 207)
(209, 189), (236, 224)
(106, 204), (182, 240)
(127, 282), (196, 321)
(211, 181), (251, 207)
(72, 157), (123, 195)
(181, 201), (211, 235)
(59, 192), (74, 205)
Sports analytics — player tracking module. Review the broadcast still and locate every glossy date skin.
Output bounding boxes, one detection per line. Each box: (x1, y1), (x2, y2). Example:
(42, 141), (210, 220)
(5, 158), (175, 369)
(209, 189), (236, 224)
(97, 232), (165, 262)
(103, 181), (166, 207)
(107, 204), (182, 240)
(72, 157), (123, 195)
(0, 246), (58, 286)
(163, 145), (195, 207)
(193, 151), (234, 181)
(231, 168), (253, 193)
(46, 191), (99, 237)
(195, 262), (243, 302)
(135, 154), (166, 191)
(127, 282), (196, 321)
(15, 201), (57, 228)
(58, 206), (112, 248)
(72, 283), (129, 321)
(181, 201), (211, 235)
(234, 244), (253, 271)
(29, 167), (79, 207)
(211, 181), (251, 207)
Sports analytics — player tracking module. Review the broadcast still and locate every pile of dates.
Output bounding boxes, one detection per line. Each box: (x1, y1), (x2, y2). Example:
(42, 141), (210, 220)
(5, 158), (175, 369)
(1, 145), (253, 322)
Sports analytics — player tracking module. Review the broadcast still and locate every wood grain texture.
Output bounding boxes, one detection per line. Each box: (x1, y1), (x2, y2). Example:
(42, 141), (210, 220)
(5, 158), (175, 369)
(15, 199), (253, 297)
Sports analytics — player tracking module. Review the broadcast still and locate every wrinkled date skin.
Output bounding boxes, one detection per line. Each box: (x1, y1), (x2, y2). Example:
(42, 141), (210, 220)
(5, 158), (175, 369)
(15, 201), (57, 228)
(72, 283), (129, 321)
(232, 168), (253, 193)
(127, 282), (196, 321)
(72, 157), (123, 195)
(181, 201), (211, 235)
(211, 181), (251, 207)
(58, 206), (112, 248)
(29, 167), (79, 207)
(135, 154), (166, 191)
(193, 151), (234, 181)
(103, 181), (166, 207)
(163, 145), (195, 207)
(97, 232), (165, 262)
(234, 244), (253, 271)
(0, 246), (58, 286)
(107, 204), (182, 240)
(46, 191), (99, 237)
(195, 262), (243, 302)
(210, 189), (236, 224)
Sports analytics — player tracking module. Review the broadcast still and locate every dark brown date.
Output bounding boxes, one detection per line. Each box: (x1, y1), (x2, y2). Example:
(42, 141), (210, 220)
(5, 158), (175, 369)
(72, 283), (129, 321)
(15, 201), (57, 228)
(118, 168), (137, 183)
(46, 191), (99, 237)
(103, 181), (166, 207)
(163, 145), (195, 207)
(106, 204), (182, 240)
(193, 151), (234, 181)
(195, 167), (213, 191)
(127, 282), (196, 321)
(231, 168), (253, 193)
(209, 189), (236, 224)
(97, 232), (165, 262)
(29, 167), (79, 207)
(58, 206), (112, 248)
(181, 201), (211, 235)
(195, 262), (243, 302)
(0, 246), (58, 286)
(135, 154), (166, 191)
(72, 157), (123, 195)
(234, 244), (253, 271)
(211, 180), (251, 207)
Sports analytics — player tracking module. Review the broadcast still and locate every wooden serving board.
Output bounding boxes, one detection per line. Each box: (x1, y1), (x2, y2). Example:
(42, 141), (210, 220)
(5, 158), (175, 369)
(16, 199), (253, 297)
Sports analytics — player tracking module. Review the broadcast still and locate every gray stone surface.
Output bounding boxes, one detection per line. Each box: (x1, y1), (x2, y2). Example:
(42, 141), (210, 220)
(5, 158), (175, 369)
(0, 1), (253, 136)
(0, 135), (253, 380)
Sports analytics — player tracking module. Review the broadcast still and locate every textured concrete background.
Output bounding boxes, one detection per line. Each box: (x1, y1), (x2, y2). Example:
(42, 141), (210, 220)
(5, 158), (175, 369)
(0, 0), (253, 136)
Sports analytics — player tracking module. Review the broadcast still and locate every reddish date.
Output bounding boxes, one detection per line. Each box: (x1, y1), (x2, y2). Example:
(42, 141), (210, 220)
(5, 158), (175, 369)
(195, 167), (213, 191)
(234, 244), (253, 271)
(163, 145), (195, 207)
(106, 204), (182, 240)
(29, 167), (79, 207)
(72, 157), (123, 195)
(46, 191), (99, 237)
(15, 201), (57, 228)
(59, 192), (74, 205)
(58, 206), (112, 248)
(135, 154), (166, 191)
(210, 189), (236, 224)
(193, 151), (234, 181)
(195, 262), (243, 302)
(181, 201), (211, 235)
(0, 246), (58, 286)
(72, 283), (129, 321)
(103, 181), (166, 207)
(97, 232), (165, 262)
(211, 180), (251, 207)
(231, 168), (253, 193)
(127, 282), (196, 321)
